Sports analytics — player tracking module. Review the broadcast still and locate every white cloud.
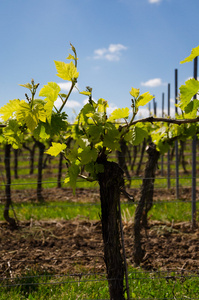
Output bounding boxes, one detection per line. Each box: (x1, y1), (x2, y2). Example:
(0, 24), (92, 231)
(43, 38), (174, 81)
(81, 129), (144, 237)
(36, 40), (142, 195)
(185, 76), (199, 82)
(137, 107), (151, 118)
(54, 98), (81, 109)
(93, 44), (127, 61)
(148, 0), (162, 4)
(170, 97), (175, 103)
(107, 103), (118, 116)
(138, 106), (175, 118)
(65, 100), (81, 108)
(141, 78), (166, 87)
(57, 82), (78, 92)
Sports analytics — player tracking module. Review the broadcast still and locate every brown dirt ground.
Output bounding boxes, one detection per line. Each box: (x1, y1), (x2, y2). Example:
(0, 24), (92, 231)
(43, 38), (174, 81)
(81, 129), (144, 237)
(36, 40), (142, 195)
(0, 185), (196, 203)
(0, 187), (199, 278)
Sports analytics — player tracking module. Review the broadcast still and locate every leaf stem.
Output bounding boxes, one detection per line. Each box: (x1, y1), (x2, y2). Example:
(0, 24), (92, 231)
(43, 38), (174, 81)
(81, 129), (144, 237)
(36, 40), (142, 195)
(58, 45), (78, 113)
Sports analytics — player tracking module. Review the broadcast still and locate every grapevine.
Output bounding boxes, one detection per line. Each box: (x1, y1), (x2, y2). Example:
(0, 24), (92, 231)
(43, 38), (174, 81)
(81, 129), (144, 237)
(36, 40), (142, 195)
(0, 44), (199, 299)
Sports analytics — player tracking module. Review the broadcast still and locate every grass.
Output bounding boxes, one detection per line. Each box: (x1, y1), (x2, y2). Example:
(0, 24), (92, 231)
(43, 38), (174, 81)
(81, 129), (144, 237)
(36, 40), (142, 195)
(0, 202), (102, 221)
(0, 146), (199, 298)
(0, 200), (198, 223)
(0, 198), (198, 299)
(0, 177), (100, 191)
(0, 174), (197, 192)
(0, 268), (199, 299)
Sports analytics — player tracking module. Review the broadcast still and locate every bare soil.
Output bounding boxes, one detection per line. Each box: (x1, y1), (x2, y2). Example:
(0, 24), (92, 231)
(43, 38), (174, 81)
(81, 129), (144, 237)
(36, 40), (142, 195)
(0, 185), (195, 204)
(0, 187), (198, 278)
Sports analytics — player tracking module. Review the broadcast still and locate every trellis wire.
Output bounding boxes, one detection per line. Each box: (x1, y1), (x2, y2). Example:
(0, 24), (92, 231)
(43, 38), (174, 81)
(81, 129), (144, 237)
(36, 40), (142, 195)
(1, 199), (198, 214)
(192, 56), (198, 228)
(1, 273), (199, 289)
(0, 269), (199, 296)
(175, 68), (179, 200)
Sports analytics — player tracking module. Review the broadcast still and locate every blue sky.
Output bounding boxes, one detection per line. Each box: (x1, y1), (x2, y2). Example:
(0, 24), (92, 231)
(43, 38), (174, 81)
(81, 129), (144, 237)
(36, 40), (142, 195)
(0, 0), (199, 120)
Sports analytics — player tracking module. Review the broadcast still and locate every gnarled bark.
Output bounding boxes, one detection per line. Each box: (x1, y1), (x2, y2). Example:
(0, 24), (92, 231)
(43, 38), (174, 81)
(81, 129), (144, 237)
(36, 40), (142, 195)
(4, 144), (17, 227)
(136, 139), (146, 176)
(23, 142), (37, 175)
(36, 141), (45, 202)
(116, 139), (131, 187)
(98, 160), (125, 300)
(179, 140), (188, 174)
(133, 143), (160, 266)
(13, 148), (19, 179)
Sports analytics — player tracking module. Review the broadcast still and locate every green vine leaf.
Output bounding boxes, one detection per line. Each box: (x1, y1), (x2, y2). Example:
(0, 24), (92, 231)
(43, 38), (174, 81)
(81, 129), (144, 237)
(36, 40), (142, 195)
(179, 78), (199, 110)
(3, 119), (24, 149)
(97, 98), (109, 113)
(39, 82), (61, 122)
(79, 147), (98, 164)
(180, 45), (199, 64)
(0, 99), (20, 121)
(15, 100), (46, 131)
(67, 54), (76, 60)
(39, 82), (61, 100)
(19, 83), (33, 91)
(108, 107), (129, 121)
(87, 125), (104, 143)
(125, 123), (148, 145)
(79, 91), (91, 96)
(129, 87), (140, 98)
(103, 123), (121, 150)
(136, 92), (154, 109)
(66, 162), (80, 194)
(78, 103), (95, 124)
(54, 61), (79, 81)
(45, 142), (66, 157)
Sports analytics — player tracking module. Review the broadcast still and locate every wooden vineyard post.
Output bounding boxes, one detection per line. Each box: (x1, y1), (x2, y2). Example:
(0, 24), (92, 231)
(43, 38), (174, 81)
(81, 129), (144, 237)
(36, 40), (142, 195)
(175, 69), (179, 199)
(167, 83), (171, 189)
(36, 141), (45, 202)
(192, 56), (198, 228)
(161, 93), (164, 176)
(98, 160), (125, 300)
(4, 144), (17, 227)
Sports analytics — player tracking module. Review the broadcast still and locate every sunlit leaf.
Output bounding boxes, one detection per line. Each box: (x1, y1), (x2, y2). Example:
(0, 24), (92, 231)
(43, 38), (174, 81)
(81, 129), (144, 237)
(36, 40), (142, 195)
(39, 125), (50, 140)
(0, 99), (20, 121)
(39, 82), (60, 100)
(3, 119), (24, 149)
(16, 101), (46, 131)
(79, 91), (91, 96)
(19, 83), (33, 90)
(39, 82), (61, 122)
(136, 92), (154, 108)
(179, 78), (199, 110)
(54, 61), (79, 81)
(129, 87), (140, 98)
(108, 107), (129, 121)
(97, 98), (109, 113)
(180, 45), (199, 64)
(45, 142), (66, 157)
(67, 54), (75, 60)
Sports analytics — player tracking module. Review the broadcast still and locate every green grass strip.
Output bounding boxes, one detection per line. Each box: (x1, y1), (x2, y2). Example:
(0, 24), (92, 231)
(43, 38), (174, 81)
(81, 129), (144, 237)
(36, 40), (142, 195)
(0, 201), (198, 223)
(0, 268), (198, 299)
